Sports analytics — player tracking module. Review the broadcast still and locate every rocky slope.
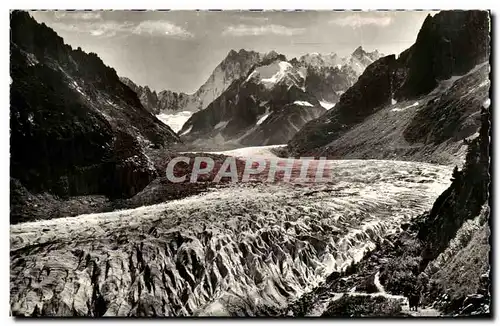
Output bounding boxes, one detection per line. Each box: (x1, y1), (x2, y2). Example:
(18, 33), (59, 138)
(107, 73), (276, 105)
(280, 101), (491, 318)
(10, 11), (180, 222)
(415, 103), (491, 314)
(288, 10), (490, 165)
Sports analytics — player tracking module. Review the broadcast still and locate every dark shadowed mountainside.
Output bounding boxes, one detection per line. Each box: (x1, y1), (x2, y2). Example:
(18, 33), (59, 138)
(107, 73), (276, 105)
(10, 11), (180, 222)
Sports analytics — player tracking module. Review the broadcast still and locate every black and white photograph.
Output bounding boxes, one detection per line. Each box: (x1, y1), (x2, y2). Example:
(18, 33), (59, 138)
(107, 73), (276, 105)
(9, 8), (491, 318)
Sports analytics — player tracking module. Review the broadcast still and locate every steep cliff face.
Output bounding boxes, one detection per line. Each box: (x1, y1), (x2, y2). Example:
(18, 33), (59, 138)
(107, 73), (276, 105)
(417, 104), (490, 265)
(10, 11), (179, 215)
(396, 11), (490, 100)
(288, 11), (490, 161)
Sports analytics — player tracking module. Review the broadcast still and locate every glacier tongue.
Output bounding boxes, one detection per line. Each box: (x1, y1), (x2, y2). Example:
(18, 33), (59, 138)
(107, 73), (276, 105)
(10, 158), (451, 317)
(156, 111), (193, 133)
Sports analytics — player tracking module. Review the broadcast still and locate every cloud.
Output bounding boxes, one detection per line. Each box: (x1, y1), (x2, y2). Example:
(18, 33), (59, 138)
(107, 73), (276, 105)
(132, 20), (193, 38)
(50, 21), (130, 38)
(237, 15), (270, 23)
(53, 11), (102, 21)
(48, 19), (192, 39)
(222, 24), (305, 36)
(329, 14), (393, 28)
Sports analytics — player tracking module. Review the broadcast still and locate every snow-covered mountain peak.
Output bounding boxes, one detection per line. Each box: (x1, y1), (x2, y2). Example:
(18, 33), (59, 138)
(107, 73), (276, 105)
(126, 45), (380, 117)
(246, 59), (306, 91)
(253, 61), (291, 86)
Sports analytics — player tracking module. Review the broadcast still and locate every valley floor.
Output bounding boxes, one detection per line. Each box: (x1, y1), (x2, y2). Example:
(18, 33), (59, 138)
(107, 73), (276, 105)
(10, 147), (453, 316)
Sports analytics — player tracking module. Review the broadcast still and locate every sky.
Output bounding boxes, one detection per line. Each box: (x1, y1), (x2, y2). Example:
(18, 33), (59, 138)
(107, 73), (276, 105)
(30, 10), (436, 94)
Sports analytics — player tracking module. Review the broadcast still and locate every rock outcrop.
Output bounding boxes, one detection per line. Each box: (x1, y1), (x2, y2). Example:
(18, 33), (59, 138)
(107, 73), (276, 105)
(395, 11), (490, 100)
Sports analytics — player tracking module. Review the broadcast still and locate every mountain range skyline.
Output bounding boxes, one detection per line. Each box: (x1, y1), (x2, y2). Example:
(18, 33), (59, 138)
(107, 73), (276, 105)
(29, 10), (436, 93)
(9, 10), (491, 318)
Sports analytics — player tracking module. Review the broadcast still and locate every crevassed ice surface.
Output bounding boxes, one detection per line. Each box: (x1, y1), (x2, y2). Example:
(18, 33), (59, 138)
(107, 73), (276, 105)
(10, 159), (452, 317)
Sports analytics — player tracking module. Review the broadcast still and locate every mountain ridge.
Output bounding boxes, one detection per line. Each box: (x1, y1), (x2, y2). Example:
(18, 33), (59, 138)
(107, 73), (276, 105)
(164, 46), (380, 147)
(122, 46), (381, 118)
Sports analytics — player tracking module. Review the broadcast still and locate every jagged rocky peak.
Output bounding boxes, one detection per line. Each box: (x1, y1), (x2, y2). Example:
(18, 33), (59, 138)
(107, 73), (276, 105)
(220, 48), (262, 67)
(293, 47), (382, 105)
(121, 48), (269, 114)
(119, 76), (190, 114)
(351, 45), (381, 59)
(225, 48), (254, 60)
(178, 43), (386, 146)
(396, 10), (490, 99)
(156, 90), (191, 116)
(226, 48), (256, 56)
(369, 49), (382, 59)
(345, 46), (383, 74)
(299, 52), (340, 68)
(352, 45), (366, 57)
(297, 46), (382, 71)
(143, 85), (154, 95)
